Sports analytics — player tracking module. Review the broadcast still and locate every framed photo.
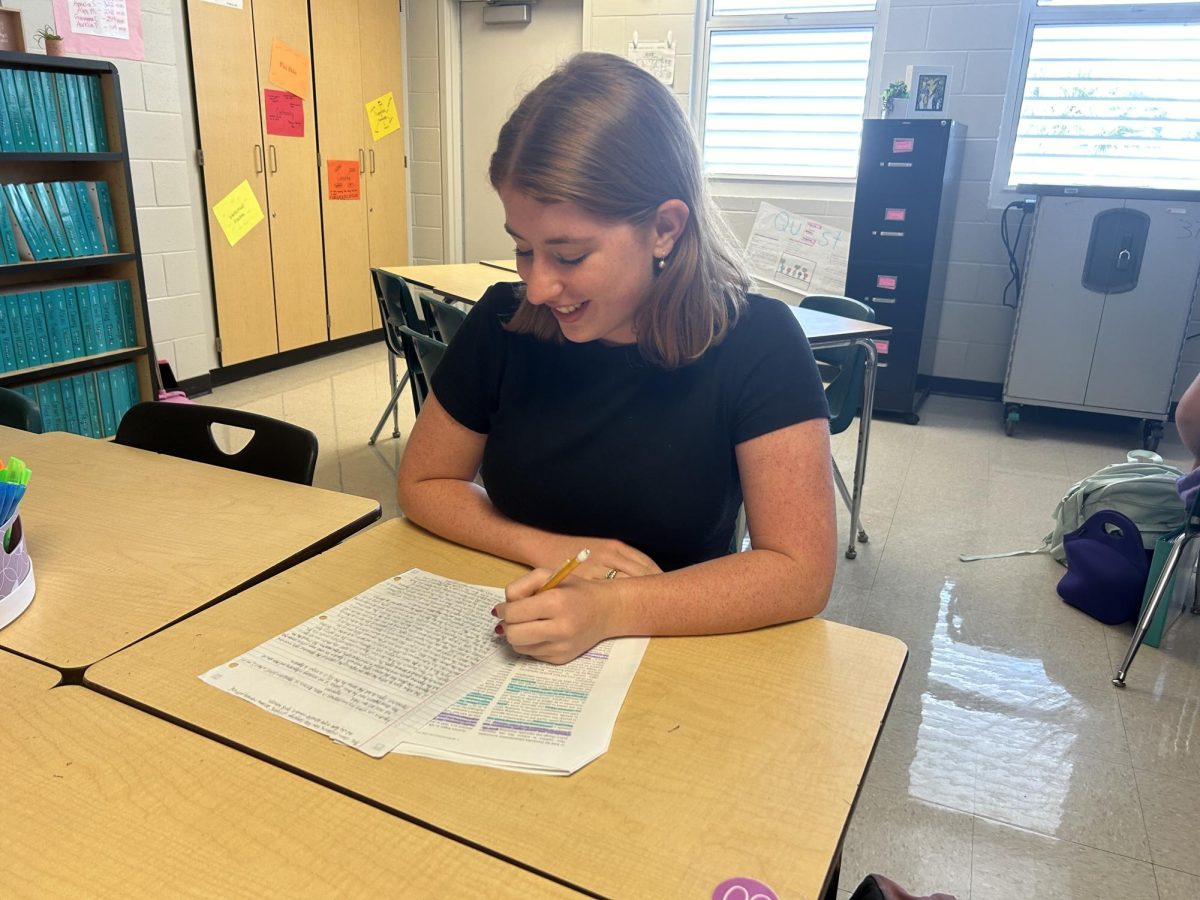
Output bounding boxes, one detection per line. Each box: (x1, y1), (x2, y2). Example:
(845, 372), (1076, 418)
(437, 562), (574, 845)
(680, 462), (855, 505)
(905, 65), (952, 118)
(0, 8), (25, 52)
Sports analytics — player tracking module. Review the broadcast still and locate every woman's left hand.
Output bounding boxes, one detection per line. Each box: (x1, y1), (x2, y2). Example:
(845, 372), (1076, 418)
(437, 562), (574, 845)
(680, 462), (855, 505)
(494, 568), (622, 664)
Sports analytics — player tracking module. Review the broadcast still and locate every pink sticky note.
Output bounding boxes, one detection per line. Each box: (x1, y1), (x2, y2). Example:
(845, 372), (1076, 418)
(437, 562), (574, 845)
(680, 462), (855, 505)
(876, 275), (898, 290)
(264, 89), (304, 137)
(884, 208), (907, 222)
(892, 137), (915, 153)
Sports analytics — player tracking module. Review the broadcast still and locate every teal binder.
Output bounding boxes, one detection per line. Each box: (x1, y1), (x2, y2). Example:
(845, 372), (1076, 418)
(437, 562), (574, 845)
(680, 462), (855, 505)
(94, 182), (119, 252)
(69, 375), (92, 437)
(87, 76), (109, 151)
(97, 281), (122, 350)
(108, 364), (130, 423)
(33, 183), (71, 257)
(83, 373), (103, 437)
(74, 75), (96, 152)
(29, 71), (55, 151)
(40, 73), (65, 152)
(77, 282), (102, 355)
(0, 69), (14, 152)
(0, 293), (14, 371)
(13, 184), (57, 259)
(0, 193), (16, 264)
(117, 280), (137, 345)
(59, 374), (79, 434)
(27, 291), (52, 366)
(95, 367), (117, 436)
(16, 293), (45, 367)
(3, 184), (49, 260)
(65, 75), (88, 154)
(50, 182), (88, 257)
(124, 362), (140, 408)
(38, 380), (64, 432)
(75, 181), (103, 254)
(63, 286), (86, 358)
(5, 293), (27, 370)
(52, 73), (76, 152)
(42, 288), (72, 362)
(3, 70), (36, 152)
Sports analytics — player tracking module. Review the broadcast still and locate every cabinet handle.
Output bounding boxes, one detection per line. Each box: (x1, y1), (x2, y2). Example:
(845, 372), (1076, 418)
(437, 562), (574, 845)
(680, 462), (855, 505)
(254, 144), (263, 174)
(359, 149), (365, 174)
(269, 144), (278, 174)
(369, 149), (376, 174)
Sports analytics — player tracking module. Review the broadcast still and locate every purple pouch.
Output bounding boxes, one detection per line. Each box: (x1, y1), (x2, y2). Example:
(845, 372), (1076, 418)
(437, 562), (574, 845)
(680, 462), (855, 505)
(1057, 509), (1148, 625)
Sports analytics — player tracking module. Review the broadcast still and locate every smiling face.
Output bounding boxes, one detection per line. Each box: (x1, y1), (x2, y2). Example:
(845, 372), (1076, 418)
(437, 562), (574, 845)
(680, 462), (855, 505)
(500, 185), (666, 345)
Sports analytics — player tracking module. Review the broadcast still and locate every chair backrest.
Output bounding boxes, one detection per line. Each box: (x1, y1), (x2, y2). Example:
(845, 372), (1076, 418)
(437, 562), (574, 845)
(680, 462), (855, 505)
(396, 325), (448, 404)
(420, 294), (468, 344)
(114, 402), (319, 486)
(0, 387), (42, 433)
(371, 268), (435, 398)
(799, 294), (875, 437)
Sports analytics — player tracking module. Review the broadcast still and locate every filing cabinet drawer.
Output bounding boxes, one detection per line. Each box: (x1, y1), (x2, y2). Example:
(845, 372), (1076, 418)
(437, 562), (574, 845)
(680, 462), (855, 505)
(844, 263), (931, 331)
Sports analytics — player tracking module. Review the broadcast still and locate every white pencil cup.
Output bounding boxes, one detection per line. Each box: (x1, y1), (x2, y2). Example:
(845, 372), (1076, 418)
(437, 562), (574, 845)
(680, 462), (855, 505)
(0, 512), (35, 630)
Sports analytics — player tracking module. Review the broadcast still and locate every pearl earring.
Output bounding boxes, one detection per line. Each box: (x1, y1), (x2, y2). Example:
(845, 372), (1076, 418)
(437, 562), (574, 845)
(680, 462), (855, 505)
(656, 256), (666, 272)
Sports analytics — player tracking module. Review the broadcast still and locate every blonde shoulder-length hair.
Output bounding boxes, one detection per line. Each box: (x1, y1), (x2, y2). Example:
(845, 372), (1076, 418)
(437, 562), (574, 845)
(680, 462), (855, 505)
(489, 52), (750, 370)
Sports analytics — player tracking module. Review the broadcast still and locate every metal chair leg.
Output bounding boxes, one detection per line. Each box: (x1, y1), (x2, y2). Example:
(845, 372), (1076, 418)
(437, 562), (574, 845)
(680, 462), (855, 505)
(388, 353), (401, 439)
(369, 369), (410, 445)
(1113, 531), (1192, 687)
(832, 459), (868, 544)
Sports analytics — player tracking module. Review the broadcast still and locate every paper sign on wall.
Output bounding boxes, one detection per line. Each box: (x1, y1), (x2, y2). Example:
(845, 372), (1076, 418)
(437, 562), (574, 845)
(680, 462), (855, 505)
(744, 202), (849, 297)
(53, 0), (143, 60)
(213, 180), (264, 247)
(327, 160), (360, 200)
(264, 89), (303, 137)
(366, 92), (400, 142)
(627, 34), (676, 86)
(268, 38), (310, 100)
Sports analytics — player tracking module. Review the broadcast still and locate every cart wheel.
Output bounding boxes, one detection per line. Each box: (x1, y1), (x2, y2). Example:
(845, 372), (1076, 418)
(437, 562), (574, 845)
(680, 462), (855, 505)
(1004, 419), (1014, 436)
(903, 413), (920, 426)
(1142, 420), (1163, 453)
(1004, 403), (1020, 437)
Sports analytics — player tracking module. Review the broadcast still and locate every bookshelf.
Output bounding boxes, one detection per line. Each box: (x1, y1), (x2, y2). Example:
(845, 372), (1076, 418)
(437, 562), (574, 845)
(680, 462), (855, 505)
(0, 50), (159, 437)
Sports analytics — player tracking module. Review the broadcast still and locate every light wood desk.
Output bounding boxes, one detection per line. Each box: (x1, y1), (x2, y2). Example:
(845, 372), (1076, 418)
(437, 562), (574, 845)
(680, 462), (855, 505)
(89, 518), (907, 900)
(0, 686), (571, 897)
(481, 258), (518, 272)
(0, 428), (380, 675)
(0, 648), (60, 700)
(381, 263), (518, 306)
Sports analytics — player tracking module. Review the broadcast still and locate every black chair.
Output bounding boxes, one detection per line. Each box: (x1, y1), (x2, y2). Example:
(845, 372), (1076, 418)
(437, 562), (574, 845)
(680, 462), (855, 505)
(420, 293), (468, 344)
(369, 268), (434, 444)
(396, 325), (448, 406)
(114, 402), (319, 486)
(0, 386), (43, 433)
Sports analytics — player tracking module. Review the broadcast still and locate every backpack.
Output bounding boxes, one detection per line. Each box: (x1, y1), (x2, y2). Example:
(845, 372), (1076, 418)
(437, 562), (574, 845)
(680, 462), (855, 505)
(961, 461), (1187, 565)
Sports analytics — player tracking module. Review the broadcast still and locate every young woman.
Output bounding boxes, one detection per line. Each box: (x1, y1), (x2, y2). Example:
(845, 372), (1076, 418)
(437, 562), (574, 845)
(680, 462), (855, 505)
(397, 52), (836, 664)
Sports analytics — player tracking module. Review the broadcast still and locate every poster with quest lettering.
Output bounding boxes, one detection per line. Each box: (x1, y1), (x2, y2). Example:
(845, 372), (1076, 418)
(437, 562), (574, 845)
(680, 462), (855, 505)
(744, 201), (849, 297)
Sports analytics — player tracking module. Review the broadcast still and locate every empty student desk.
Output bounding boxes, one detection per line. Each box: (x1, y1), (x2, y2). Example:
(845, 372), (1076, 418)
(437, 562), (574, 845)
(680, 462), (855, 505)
(0, 686), (571, 897)
(0, 427), (379, 675)
(381, 263), (518, 306)
(88, 518), (907, 899)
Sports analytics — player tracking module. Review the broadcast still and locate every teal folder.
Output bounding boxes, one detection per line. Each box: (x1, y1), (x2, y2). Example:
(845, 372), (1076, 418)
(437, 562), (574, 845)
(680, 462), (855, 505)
(40, 73), (65, 152)
(74, 75), (96, 152)
(33, 183), (71, 257)
(42, 288), (71, 362)
(65, 75), (89, 154)
(63, 286), (86, 358)
(85, 374), (102, 437)
(17, 293), (45, 367)
(69, 375), (93, 437)
(29, 71), (54, 151)
(0, 69), (14, 152)
(75, 182), (103, 254)
(0, 194), (16, 263)
(14, 184), (58, 260)
(97, 281), (122, 350)
(117, 280), (137, 345)
(40, 380), (64, 432)
(27, 291), (52, 366)
(5, 293), (27, 370)
(124, 362), (140, 408)
(95, 367), (117, 436)
(88, 76), (109, 151)
(50, 182), (88, 257)
(77, 282), (101, 355)
(3, 184), (48, 260)
(94, 182), (119, 252)
(59, 374), (79, 434)
(52, 73), (76, 152)
(0, 292), (15, 370)
(4, 70), (37, 152)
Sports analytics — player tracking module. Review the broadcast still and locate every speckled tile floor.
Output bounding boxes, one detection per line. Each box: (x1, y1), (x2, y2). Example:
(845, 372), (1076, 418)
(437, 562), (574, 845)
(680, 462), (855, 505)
(202, 347), (1200, 899)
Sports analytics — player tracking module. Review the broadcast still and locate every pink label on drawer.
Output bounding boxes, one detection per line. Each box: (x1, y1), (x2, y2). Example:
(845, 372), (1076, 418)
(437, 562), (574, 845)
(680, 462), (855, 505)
(884, 208), (907, 221)
(892, 137), (915, 153)
(876, 275), (898, 290)
(873, 339), (890, 354)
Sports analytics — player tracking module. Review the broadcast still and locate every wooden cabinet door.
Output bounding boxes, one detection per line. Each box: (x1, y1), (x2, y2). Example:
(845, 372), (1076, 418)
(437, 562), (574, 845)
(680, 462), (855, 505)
(252, 0), (328, 352)
(359, 0), (410, 330)
(186, 0), (278, 365)
(311, 0), (374, 339)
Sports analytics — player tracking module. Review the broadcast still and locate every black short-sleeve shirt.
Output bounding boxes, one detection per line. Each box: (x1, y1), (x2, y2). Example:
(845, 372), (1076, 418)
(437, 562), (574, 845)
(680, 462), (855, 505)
(431, 284), (828, 571)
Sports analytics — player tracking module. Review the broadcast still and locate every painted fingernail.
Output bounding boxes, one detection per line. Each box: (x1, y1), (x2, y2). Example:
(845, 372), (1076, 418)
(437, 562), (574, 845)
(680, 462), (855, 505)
(490, 606), (497, 617)
(494, 623), (504, 635)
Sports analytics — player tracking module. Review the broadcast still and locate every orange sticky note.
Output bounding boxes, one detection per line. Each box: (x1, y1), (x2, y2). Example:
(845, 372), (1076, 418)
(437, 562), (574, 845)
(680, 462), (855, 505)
(328, 160), (360, 201)
(269, 39), (310, 100)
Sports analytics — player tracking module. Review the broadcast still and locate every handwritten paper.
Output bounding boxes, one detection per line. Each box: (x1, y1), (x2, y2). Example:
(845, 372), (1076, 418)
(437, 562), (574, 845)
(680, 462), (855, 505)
(627, 38), (676, 87)
(268, 38), (310, 100)
(365, 92), (400, 142)
(201, 569), (646, 773)
(212, 180), (264, 247)
(327, 160), (360, 200)
(264, 89), (303, 137)
(744, 202), (850, 297)
(53, 0), (143, 60)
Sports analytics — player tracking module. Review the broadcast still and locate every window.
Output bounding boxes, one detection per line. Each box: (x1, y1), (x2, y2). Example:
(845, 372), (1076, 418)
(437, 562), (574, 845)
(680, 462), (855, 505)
(699, 2), (879, 181)
(995, 1), (1200, 197)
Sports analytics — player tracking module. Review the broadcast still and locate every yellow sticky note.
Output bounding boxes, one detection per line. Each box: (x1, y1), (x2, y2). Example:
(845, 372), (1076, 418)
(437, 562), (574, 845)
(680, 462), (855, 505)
(269, 38), (310, 100)
(366, 92), (400, 142)
(213, 180), (265, 247)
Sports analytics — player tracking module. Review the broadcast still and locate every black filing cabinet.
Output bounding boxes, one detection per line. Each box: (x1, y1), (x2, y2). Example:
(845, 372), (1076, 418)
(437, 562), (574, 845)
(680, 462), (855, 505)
(847, 119), (963, 423)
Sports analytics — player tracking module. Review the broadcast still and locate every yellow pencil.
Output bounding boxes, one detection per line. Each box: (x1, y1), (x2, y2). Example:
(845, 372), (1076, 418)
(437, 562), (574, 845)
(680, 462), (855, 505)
(535, 548), (590, 593)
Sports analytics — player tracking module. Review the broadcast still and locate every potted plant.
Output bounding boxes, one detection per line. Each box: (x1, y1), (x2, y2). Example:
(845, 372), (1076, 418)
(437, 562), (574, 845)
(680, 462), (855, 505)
(34, 25), (65, 56)
(881, 80), (909, 118)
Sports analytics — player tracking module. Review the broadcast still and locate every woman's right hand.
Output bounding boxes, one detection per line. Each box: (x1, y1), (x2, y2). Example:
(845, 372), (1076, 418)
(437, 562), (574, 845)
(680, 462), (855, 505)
(536, 537), (661, 580)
